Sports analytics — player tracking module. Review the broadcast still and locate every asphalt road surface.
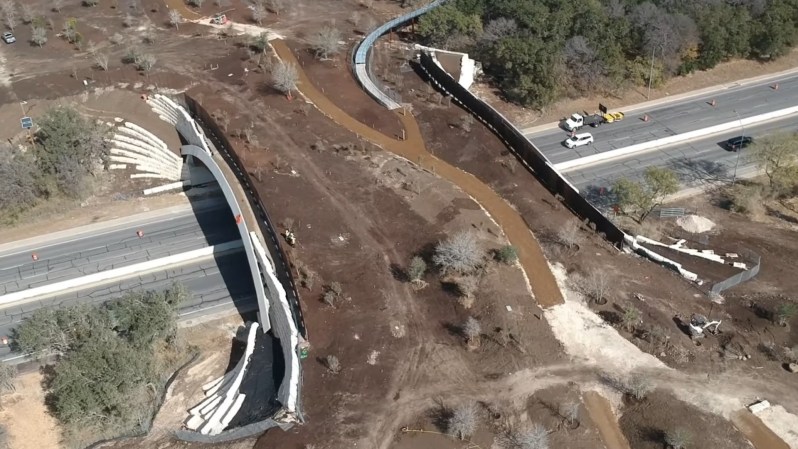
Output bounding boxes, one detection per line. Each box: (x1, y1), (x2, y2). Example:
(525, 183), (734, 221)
(0, 203), (238, 296)
(566, 117), (796, 208)
(0, 250), (256, 361)
(526, 73), (798, 164)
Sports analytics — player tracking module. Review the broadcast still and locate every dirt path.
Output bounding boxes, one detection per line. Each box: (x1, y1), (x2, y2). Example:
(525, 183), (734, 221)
(270, 39), (563, 308)
(583, 391), (632, 449)
(731, 410), (791, 449)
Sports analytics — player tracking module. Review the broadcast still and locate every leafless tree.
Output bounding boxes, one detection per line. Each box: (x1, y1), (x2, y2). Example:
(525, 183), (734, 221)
(433, 230), (483, 274)
(324, 355), (341, 374)
(110, 32), (123, 45)
(271, 60), (298, 99)
(460, 114), (475, 132)
(584, 268), (610, 305)
(557, 219), (582, 249)
(560, 401), (580, 426)
(624, 373), (653, 400)
(122, 13), (135, 28)
(252, 3), (267, 25)
(498, 423), (549, 449)
(135, 53), (156, 72)
(309, 25), (342, 60)
(480, 17), (517, 44)
(30, 25), (48, 47)
(52, 0), (64, 12)
(187, 0), (205, 6)
(665, 428), (691, 449)
(462, 316), (481, 345)
(94, 52), (109, 70)
(1, 0), (17, 31)
(19, 3), (32, 24)
(169, 9), (182, 29)
(562, 36), (606, 94)
(268, 0), (284, 15)
(447, 403), (477, 440)
(83, 0), (99, 6)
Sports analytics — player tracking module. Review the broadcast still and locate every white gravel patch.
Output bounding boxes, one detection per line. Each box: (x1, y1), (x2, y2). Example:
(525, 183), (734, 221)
(758, 405), (798, 448)
(544, 263), (667, 374)
(676, 214), (716, 234)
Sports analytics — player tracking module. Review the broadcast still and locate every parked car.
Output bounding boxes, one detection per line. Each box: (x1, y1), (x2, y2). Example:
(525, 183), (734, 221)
(2, 32), (15, 44)
(726, 136), (753, 152)
(564, 132), (594, 149)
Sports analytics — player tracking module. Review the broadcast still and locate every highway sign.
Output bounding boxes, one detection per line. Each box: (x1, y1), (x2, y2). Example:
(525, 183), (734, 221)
(20, 116), (32, 129)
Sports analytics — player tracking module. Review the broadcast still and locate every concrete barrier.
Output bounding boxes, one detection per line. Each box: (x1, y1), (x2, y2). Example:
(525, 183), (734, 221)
(555, 105), (798, 172)
(624, 235), (699, 282)
(0, 240), (242, 306)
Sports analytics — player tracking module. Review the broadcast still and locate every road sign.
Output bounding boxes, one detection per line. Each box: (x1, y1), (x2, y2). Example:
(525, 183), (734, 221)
(20, 116), (32, 129)
(599, 103), (608, 114)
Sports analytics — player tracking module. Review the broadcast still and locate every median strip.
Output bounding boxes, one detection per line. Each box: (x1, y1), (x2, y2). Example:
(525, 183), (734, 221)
(554, 105), (798, 172)
(0, 240), (243, 306)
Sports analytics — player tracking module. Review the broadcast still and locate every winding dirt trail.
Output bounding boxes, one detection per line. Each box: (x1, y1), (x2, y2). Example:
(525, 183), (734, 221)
(270, 39), (564, 308)
(583, 391), (633, 449)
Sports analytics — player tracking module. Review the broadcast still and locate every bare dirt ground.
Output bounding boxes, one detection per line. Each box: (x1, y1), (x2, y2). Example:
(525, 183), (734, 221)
(2, 1), (798, 449)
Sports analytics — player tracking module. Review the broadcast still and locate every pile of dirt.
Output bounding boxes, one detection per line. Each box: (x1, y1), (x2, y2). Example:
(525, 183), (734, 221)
(676, 215), (716, 234)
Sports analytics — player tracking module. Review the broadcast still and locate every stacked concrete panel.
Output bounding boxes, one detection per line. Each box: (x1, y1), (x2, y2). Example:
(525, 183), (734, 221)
(147, 94), (212, 156)
(186, 322), (259, 435)
(108, 121), (182, 180)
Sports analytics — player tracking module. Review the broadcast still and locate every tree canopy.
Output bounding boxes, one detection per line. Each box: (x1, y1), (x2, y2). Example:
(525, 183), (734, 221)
(417, 0), (798, 107)
(613, 167), (679, 223)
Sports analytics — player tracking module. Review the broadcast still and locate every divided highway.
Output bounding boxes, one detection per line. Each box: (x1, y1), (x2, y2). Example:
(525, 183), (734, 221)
(526, 73), (798, 165)
(566, 116), (796, 194)
(0, 202), (238, 296)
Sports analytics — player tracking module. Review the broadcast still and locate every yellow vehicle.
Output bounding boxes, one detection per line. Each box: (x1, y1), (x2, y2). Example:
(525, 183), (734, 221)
(602, 111), (625, 123)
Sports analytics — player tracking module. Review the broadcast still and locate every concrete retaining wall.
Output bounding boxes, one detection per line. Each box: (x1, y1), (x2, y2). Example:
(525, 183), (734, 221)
(149, 95), (212, 156)
(555, 105), (798, 172)
(251, 233), (300, 418)
(108, 121), (183, 180)
(624, 235), (699, 282)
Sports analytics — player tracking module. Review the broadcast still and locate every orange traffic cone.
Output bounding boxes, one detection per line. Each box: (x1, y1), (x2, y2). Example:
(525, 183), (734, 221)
(772, 83), (779, 90)
(136, 230), (144, 238)
(235, 214), (243, 224)
(642, 114), (650, 122)
(31, 253), (38, 261)
(709, 99), (716, 107)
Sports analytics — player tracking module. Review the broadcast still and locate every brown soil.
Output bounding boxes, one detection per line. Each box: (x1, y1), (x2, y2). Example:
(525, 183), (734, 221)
(731, 410), (791, 449)
(619, 390), (752, 449)
(584, 391), (632, 449)
(0, 372), (62, 449)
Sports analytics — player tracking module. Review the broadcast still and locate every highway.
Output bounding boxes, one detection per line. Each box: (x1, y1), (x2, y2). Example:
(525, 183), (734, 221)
(0, 247), (256, 361)
(564, 117), (796, 208)
(0, 201), (238, 296)
(526, 73), (798, 165)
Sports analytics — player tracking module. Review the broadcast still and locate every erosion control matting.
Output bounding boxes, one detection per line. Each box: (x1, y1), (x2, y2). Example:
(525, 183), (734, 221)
(225, 330), (285, 429)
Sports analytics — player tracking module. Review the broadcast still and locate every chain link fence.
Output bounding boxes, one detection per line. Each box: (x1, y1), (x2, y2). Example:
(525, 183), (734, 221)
(710, 249), (761, 294)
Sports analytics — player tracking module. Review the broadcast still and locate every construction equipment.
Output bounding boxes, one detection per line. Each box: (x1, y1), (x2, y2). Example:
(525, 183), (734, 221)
(211, 14), (229, 25)
(687, 313), (721, 339)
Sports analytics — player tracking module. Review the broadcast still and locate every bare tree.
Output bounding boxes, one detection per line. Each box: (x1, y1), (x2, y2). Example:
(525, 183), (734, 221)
(187, 0), (205, 6)
(665, 428), (691, 449)
(583, 268), (610, 305)
(498, 423), (549, 449)
(122, 13), (135, 28)
(252, 3), (267, 25)
(460, 114), (475, 132)
(433, 231), (483, 274)
(52, 0), (64, 12)
(30, 25), (48, 47)
(19, 3), (32, 24)
(324, 355), (341, 374)
(309, 25), (342, 60)
(83, 0), (99, 6)
(268, 0), (284, 15)
(447, 403), (477, 440)
(557, 219), (582, 249)
(271, 60), (298, 99)
(134, 53), (156, 72)
(1, 0), (17, 31)
(562, 36), (606, 94)
(169, 9), (182, 29)
(94, 52), (109, 70)
(560, 401), (580, 427)
(462, 316), (481, 346)
(624, 373), (653, 400)
(480, 17), (517, 44)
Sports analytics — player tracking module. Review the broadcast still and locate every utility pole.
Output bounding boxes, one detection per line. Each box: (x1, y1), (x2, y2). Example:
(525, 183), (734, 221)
(732, 110), (744, 185)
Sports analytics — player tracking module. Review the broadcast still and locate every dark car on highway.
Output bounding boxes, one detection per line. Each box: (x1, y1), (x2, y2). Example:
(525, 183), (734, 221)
(726, 136), (753, 152)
